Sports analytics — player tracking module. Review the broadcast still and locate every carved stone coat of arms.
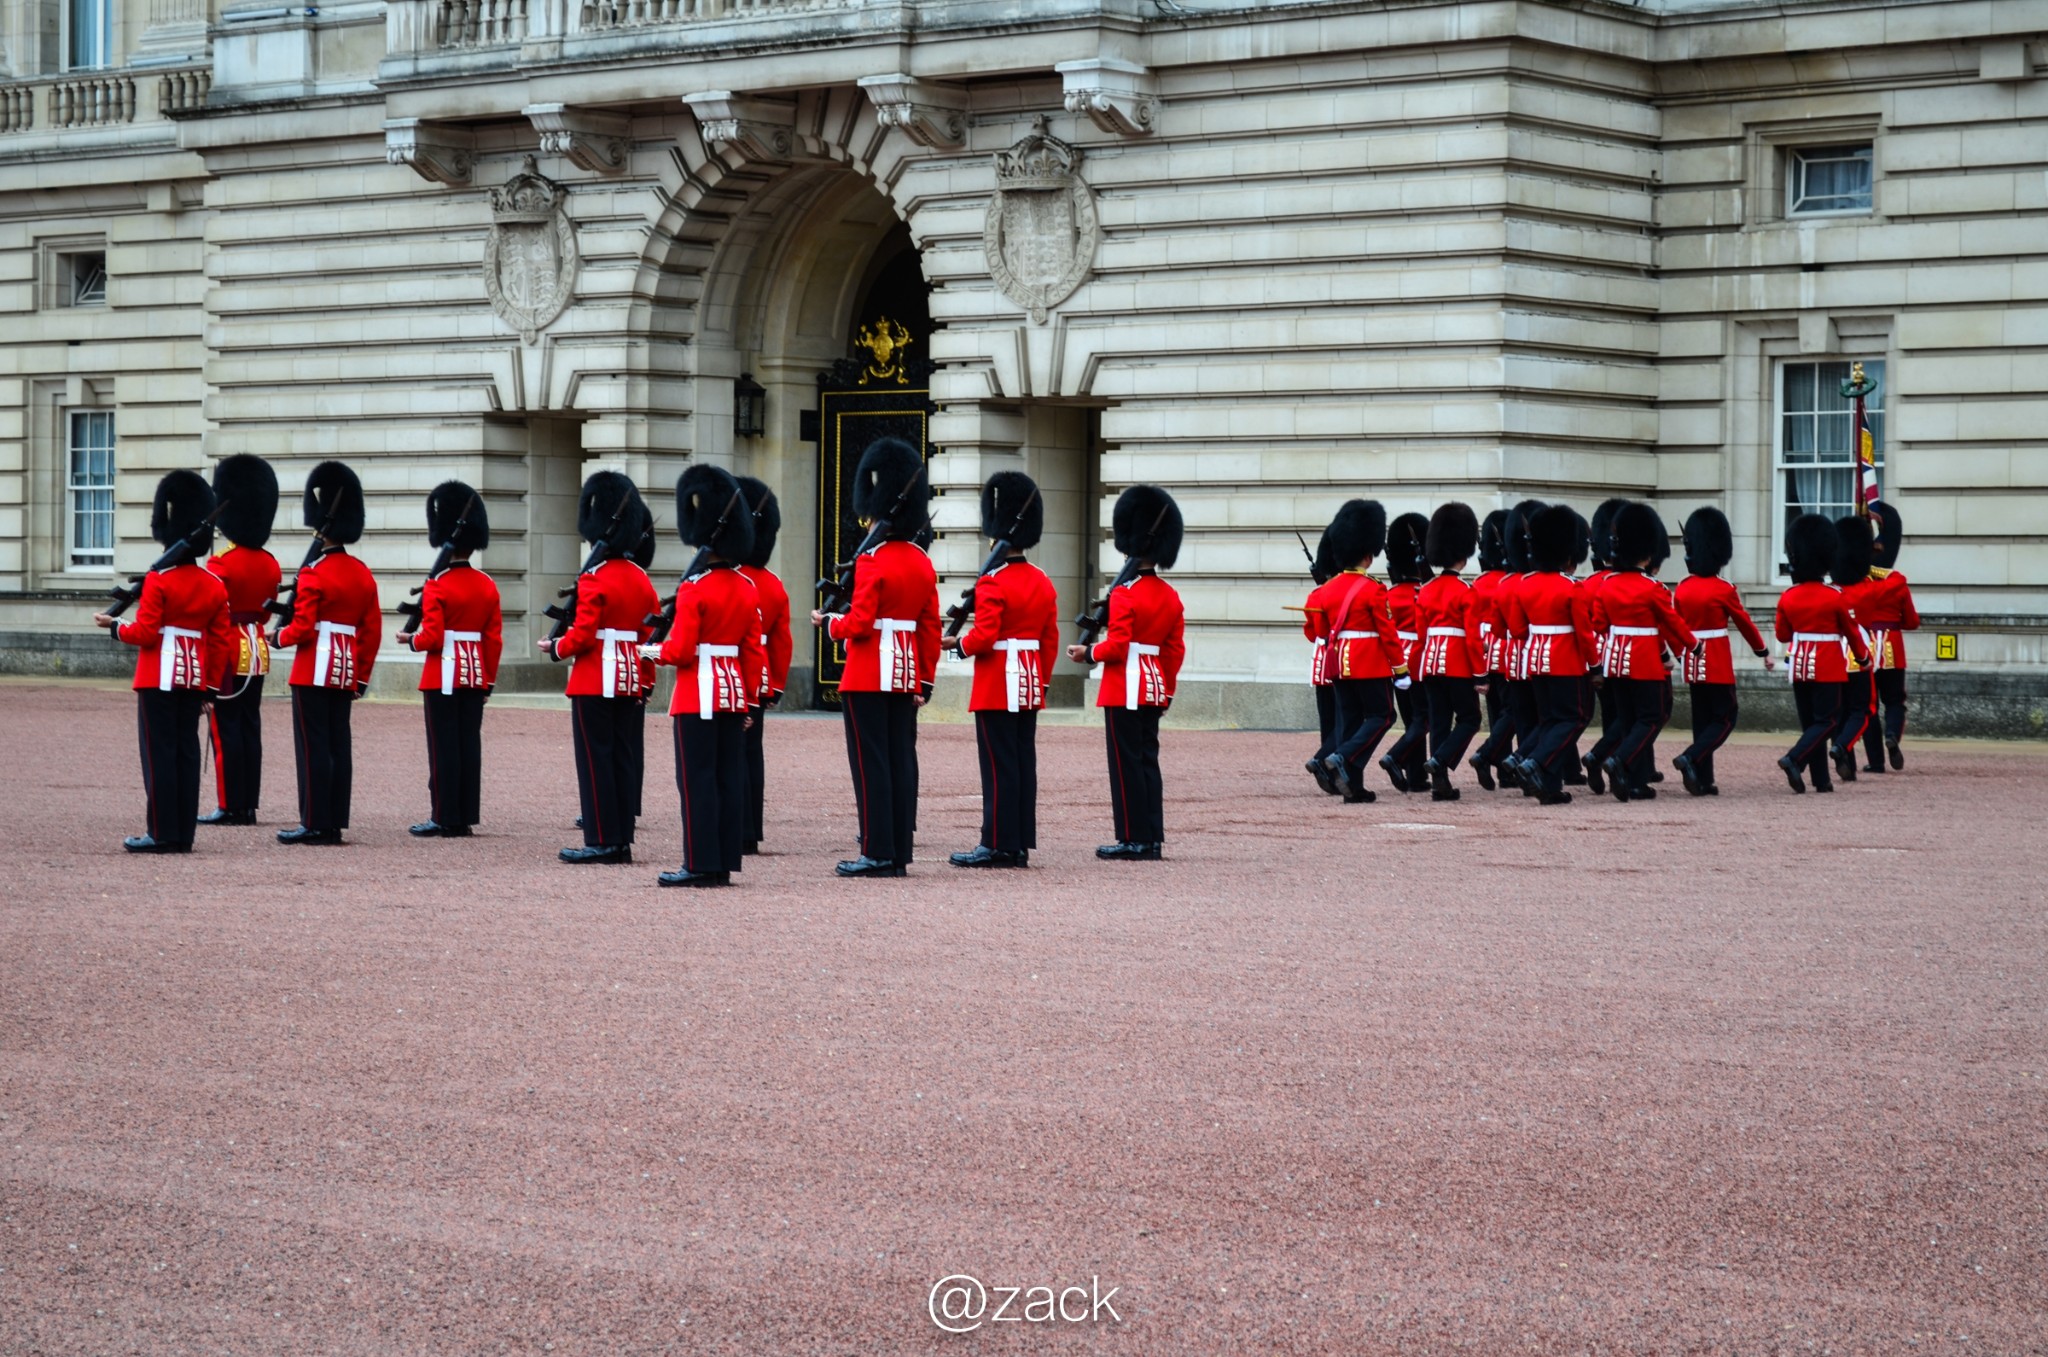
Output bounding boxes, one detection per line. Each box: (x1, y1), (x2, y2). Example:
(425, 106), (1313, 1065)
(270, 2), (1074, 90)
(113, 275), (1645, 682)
(485, 156), (579, 344)
(984, 118), (1098, 325)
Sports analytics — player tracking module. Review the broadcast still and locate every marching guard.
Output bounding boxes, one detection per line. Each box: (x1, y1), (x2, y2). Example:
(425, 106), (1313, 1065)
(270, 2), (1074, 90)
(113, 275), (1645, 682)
(1466, 510), (1510, 790)
(97, 470), (234, 852)
(273, 461), (381, 845)
(1301, 527), (1344, 793)
(1495, 499), (1548, 780)
(735, 477), (792, 854)
(1857, 502), (1920, 771)
(201, 454), (281, 826)
(1774, 514), (1871, 794)
(1594, 503), (1696, 802)
(1670, 506), (1771, 796)
(1829, 514), (1881, 783)
(1416, 502), (1484, 801)
(1317, 499), (1403, 804)
(1577, 498), (1629, 794)
(399, 481), (501, 837)
(652, 465), (766, 888)
(1501, 505), (1597, 805)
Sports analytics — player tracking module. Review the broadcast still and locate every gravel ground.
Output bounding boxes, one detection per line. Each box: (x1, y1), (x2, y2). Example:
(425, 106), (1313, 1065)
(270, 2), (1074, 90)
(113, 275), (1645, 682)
(2, 682), (2044, 1355)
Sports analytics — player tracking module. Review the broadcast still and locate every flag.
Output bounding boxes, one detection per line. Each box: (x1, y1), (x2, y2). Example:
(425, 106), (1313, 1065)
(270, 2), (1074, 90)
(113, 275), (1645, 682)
(1852, 388), (1880, 513)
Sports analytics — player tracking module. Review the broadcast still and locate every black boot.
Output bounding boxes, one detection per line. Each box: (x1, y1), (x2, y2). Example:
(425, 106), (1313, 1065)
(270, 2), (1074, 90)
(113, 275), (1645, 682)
(1672, 753), (1704, 796)
(1777, 755), (1805, 794)
(1378, 753), (1408, 793)
(559, 844), (631, 864)
(1095, 842), (1163, 861)
(1469, 754), (1495, 792)
(409, 821), (471, 838)
(1604, 756), (1631, 804)
(1887, 738), (1904, 770)
(278, 826), (343, 845)
(1833, 747), (1858, 782)
(1583, 754), (1606, 797)
(948, 845), (1026, 868)
(835, 855), (905, 878)
(198, 808), (256, 826)
(1307, 757), (1337, 795)
(657, 868), (730, 888)
(123, 834), (191, 854)
(1426, 758), (1460, 802)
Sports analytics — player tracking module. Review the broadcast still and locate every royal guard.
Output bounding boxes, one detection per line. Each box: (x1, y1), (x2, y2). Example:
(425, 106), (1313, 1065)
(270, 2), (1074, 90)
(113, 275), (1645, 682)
(1379, 512), (1432, 793)
(946, 470), (1061, 868)
(1067, 484), (1186, 859)
(544, 471), (657, 864)
(1316, 500), (1402, 804)
(812, 438), (941, 878)
(1492, 499), (1548, 782)
(652, 465), (766, 888)
(1593, 503), (1696, 802)
(1466, 509), (1510, 790)
(1775, 514), (1871, 793)
(272, 461), (381, 845)
(1416, 502), (1486, 801)
(1501, 505), (1597, 804)
(1301, 526), (1347, 794)
(197, 454), (281, 826)
(735, 476), (792, 853)
(95, 471), (234, 853)
(1577, 497), (1630, 794)
(1670, 507), (1771, 795)
(398, 481), (501, 838)
(1829, 514), (1881, 784)
(1857, 502), (1920, 771)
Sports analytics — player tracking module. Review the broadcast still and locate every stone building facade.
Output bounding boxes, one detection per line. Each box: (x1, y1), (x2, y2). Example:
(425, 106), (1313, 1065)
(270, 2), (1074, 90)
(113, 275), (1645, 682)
(1, 0), (2043, 726)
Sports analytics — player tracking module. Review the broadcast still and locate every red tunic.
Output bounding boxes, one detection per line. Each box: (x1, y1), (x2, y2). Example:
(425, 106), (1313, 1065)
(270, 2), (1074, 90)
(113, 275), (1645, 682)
(655, 564), (768, 717)
(827, 540), (941, 696)
(406, 562), (503, 693)
(1600, 572), (1697, 681)
(277, 548), (382, 691)
(548, 557), (659, 699)
(1672, 575), (1767, 685)
(206, 544), (282, 682)
(1302, 573), (1354, 685)
(1579, 569), (1616, 671)
(1774, 582), (1872, 683)
(1469, 568), (1507, 675)
(1852, 568), (1919, 670)
(1500, 571), (1599, 676)
(1387, 581), (1423, 677)
(957, 559), (1061, 713)
(1324, 572), (1402, 680)
(1416, 572), (1485, 678)
(738, 563), (793, 700)
(115, 562), (233, 692)
(1089, 572), (1185, 709)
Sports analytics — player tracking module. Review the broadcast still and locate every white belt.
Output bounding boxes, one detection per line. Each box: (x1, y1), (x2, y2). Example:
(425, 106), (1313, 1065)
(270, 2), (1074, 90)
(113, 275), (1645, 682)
(1426, 627), (1466, 638)
(1791, 632), (1842, 644)
(697, 643), (740, 718)
(1334, 629), (1374, 640)
(1609, 626), (1658, 637)
(877, 617), (918, 692)
(1691, 628), (1728, 640)
(1127, 641), (1160, 710)
(993, 637), (1039, 713)
(159, 626), (202, 691)
(1396, 630), (1417, 642)
(313, 620), (356, 689)
(598, 627), (638, 699)
(441, 630), (483, 695)
(1528, 624), (1574, 636)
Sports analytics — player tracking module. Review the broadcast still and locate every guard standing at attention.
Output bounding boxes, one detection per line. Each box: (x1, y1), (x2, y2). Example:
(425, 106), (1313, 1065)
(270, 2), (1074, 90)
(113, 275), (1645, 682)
(735, 476), (792, 854)
(1317, 499), (1403, 805)
(1857, 502), (1920, 772)
(272, 460), (381, 845)
(201, 453), (282, 826)
(1380, 511), (1431, 794)
(1067, 484), (1187, 860)
(812, 438), (941, 878)
(399, 481), (501, 838)
(96, 470), (234, 853)
(1670, 506), (1771, 796)
(946, 469), (1060, 868)
(545, 471), (657, 864)
(1416, 501), (1485, 801)
(1775, 514), (1871, 794)
(652, 464), (765, 888)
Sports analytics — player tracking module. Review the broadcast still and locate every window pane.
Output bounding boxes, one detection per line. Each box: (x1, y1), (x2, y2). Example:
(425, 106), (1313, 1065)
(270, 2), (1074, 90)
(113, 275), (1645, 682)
(67, 409), (115, 566)
(1790, 144), (1873, 215)
(1784, 364), (1815, 412)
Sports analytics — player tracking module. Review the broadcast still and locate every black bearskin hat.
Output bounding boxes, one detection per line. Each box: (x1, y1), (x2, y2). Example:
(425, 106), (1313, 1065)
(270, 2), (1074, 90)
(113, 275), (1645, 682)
(1313, 525), (1337, 584)
(627, 497), (657, 571)
(852, 437), (930, 541)
(578, 470), (641, 550)
(1478, 509), (1508, 573)
(1786, 513), (1838, 584)
(1832, 513), (1875, 587)
(426, 480), (489, 554)
(1529, 504), (1588, 573)
(1385, 512), (1429, 584)
(738, 476), (779, 569)
(1325, 499), (1386, 571)
(1425, 502), (1479, 571)
(676, 464), (756, 562)
(151, 470), (215, 551)
(1112, 484), (1184, 567)
(980, 470), (1044, 551)
(1589, 497), (1630, 570)
(1872, 501), (1903, 570)
(1681, 506), (1733, 578)
(303, 460), (365, 545)
(210, 454), (278, 550)
(1503, 499), (1546, 572)
(1613, 501), (1668, 570)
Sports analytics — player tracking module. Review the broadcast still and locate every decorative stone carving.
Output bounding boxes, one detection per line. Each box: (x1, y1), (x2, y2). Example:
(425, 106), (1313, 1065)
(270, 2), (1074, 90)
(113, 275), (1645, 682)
(385, 117), (475, 186)
(857, 74), (967, 150)
(484, 156), (579, 345)
(681, 90), (796, 161)
(1057, 59), (1158, 138)
(524, 103), (630, 175)
(984, 117), (1099, 326)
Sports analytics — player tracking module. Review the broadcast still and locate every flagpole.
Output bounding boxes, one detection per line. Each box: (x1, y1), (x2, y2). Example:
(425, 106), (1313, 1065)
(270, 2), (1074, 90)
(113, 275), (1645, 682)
(1841, 361), (1880, 519)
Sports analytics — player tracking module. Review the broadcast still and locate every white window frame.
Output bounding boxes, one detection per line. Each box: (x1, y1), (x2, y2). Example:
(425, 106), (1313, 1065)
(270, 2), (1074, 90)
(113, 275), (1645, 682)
(1786, 143), (1874, 219)
(66, 408), (116, 571)
(1772, 358), (1885, 575)
(38, 235), (110, 311)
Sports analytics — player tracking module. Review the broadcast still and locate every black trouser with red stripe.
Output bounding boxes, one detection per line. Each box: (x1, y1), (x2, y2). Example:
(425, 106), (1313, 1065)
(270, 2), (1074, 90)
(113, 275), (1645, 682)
(975, 709), (1039, 854)
(1833, 671), (1876, 759)
(1424, 675), (1482, 770)
(1388, 681), (1429, 782)
(1681, 681), (1738, 788)
(1330, 677), (1395, 772)
(1788, 681), (1841, 787)
(1607, 676), (1668, 792)
(423, 688), (486, 829)
(1507, 677), (1540, 757)
(1862, 669), (1909, 762)
(1524, 675), (1593, 795)
(744, 704), (767, 844)
(1313, 683), (1338, 763)
(291, 685), (355, 832)
(674, 711), (747, 874)
(207, 673), (265, 814)
(841, 691), (920, 865)
(1472, 673), (1511, 767)
(623, 696), (648, 820)
(571, 694), (639, 847)
(1104, 705), (1166, 846)
(1585, 673), (1623, 768)
(138, 688), (207, 846)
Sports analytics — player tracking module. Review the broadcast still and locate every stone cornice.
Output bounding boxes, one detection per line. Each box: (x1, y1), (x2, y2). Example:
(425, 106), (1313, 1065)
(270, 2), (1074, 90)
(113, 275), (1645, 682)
(384, 116), (474, 185)
(856, 74), (967, 151)
(523, 102), (630, 175)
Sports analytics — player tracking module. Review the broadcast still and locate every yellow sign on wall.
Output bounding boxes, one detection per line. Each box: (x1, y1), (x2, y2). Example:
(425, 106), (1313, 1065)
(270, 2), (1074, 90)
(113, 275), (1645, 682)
(1935, 633), (1959, 662)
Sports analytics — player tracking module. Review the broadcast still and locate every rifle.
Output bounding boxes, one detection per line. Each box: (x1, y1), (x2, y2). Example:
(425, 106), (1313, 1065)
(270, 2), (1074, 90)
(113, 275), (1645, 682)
(943, 485), (1040, 641)
(266, 512), (336, 631)
(1297, 530), (1327, 585)
(104, 499), (231, 619)
(646, 487), (745, 646)
(542, 496), (633, 660)
(1073, 499), (1172, 646)
(395, 489), (483, 634)
(817, 470), (924, 610)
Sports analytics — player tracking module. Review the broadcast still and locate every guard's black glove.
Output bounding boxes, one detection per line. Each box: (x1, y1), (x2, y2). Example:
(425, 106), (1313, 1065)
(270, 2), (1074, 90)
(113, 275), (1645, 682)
(763, 689), (783, 709)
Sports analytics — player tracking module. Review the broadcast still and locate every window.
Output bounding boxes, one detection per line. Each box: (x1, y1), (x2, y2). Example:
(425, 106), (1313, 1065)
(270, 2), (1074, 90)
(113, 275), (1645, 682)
(68, 251), (106, 306)
(1788, 144), (1873, 217)
(67, 410), (115, 569)
(1776, 359), (1883, 572)
(39, 237), (110, 310)
(69, 0), (113, 71)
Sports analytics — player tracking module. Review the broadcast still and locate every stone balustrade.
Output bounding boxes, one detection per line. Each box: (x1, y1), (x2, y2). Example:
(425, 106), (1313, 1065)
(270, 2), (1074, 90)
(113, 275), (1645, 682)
(158, 68), (212, 115)
(45, 75), (138, 129)
(0, 69), (210, 134)
(437, 0), (530, 48)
